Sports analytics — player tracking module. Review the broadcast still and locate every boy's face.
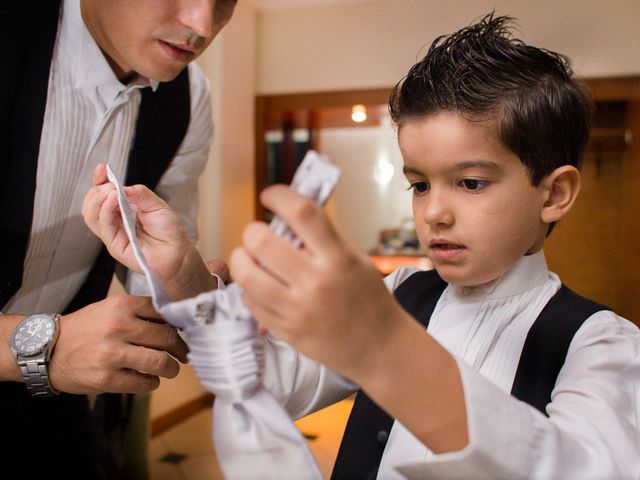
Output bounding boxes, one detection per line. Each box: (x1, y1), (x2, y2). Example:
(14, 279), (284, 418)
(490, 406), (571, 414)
(399, 112), (549, 288)
(81, 0), (237, 82)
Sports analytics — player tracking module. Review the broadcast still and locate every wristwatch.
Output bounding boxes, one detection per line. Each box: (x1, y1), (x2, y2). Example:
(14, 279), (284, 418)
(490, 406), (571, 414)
(9, 313), (61, 397)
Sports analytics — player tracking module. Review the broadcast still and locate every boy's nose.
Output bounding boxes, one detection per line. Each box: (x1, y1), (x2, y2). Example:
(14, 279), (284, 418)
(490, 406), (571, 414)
(421, 191), (454, 227)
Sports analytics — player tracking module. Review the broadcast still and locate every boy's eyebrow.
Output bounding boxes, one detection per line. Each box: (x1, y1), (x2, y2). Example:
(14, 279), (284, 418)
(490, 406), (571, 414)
(402, 160), (502, 176)
(402, 166), (422, 175)
(451, 160), (502, 173)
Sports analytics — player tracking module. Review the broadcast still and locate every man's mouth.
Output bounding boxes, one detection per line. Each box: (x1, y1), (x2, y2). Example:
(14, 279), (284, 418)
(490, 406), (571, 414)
(158, 40), (196, 62)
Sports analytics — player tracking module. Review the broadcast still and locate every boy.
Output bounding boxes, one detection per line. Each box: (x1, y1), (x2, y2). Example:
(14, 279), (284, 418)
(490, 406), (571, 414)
(83, 14), (640, 479)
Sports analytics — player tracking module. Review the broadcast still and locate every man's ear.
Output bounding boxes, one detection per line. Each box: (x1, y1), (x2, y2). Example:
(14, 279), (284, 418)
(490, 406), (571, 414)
(540, 165), (581, 224)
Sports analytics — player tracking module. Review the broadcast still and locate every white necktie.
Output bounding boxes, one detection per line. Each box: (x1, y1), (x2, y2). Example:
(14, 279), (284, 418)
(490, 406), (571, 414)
(106, 151), (340, 479)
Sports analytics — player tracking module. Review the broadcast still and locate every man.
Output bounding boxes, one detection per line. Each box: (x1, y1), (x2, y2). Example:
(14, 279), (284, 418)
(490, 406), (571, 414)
(0, 0), (236, 477)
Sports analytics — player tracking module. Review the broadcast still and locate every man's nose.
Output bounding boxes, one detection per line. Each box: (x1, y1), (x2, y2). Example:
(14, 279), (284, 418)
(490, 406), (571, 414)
(178, 0), (215, 39)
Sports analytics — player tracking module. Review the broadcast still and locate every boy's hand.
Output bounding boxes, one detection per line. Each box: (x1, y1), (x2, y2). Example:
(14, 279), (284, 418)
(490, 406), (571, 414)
(230, 185), (409, 381)
(82, 163), (216, 300)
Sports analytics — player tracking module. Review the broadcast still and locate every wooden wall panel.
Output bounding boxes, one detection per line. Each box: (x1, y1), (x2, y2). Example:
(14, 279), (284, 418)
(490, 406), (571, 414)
(619, 99), (640, 325)
(545, 150), (624, 312)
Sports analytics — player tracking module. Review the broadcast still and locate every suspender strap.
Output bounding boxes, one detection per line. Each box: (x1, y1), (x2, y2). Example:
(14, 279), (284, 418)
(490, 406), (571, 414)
(331, 270), (608, 479)
(0, 0), (62, 307)
(511, 284), (608, 413)
(331, 270), (447, 480)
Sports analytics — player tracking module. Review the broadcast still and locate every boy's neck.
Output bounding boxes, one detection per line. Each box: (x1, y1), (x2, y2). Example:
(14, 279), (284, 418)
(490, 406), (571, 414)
(450, 251), (549, 299)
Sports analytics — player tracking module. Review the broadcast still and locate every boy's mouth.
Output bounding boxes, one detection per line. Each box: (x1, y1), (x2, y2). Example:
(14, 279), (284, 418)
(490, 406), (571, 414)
(428, 240), (467, 260)
(429, 239), (465, 249)
(430, 243), (463, 249)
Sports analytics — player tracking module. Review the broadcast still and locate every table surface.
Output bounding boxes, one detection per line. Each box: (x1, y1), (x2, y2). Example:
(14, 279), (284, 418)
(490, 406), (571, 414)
(369, 255), (433, 275)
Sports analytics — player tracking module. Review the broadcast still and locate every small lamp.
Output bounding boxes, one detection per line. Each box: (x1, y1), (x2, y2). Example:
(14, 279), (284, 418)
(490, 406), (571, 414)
(351, 104), (367, 123)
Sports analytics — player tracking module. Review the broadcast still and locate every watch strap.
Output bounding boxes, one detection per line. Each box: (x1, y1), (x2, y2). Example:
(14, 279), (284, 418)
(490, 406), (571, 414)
(20, 357), (59, 396)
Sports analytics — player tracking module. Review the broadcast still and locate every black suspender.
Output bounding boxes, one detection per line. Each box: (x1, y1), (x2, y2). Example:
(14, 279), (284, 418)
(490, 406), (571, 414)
(331, 270), (446, 480)
(0, 0), (61, 308)
(331, 269), (608, 479)
(510, 284), (608, 412)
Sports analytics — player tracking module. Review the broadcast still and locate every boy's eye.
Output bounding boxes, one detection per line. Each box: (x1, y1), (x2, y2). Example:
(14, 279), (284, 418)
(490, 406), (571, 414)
(407, 182), (429, 194)
(460, 178), (489, 191)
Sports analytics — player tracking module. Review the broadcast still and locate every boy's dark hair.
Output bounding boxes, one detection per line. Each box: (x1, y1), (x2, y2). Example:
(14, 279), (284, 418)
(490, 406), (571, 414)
(389, 13), (593, 186)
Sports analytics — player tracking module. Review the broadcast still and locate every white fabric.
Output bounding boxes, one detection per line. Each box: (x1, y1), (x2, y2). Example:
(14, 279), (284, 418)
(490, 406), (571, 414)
(162, 288), (323, 480)
(258, 252), (640, 479)
(106, 152), (339, 479)
(3, 0), (212, 314)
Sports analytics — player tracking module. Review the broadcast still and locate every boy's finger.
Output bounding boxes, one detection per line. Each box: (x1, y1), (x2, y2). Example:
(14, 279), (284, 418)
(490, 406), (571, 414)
(260, 185), (342, 256)
(241, 222), (310, 285)
(230, 247), (289, 315)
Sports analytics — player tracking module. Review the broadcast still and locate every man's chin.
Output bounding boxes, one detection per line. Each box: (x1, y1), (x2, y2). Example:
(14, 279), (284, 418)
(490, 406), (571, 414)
(149, 67), (185, 83)
(136, 62), (186, 83)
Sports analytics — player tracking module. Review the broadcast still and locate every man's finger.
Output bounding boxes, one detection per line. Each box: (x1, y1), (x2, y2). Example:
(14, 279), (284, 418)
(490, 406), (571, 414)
(205, 258), (231, 284)
(92, 162), (108, 186)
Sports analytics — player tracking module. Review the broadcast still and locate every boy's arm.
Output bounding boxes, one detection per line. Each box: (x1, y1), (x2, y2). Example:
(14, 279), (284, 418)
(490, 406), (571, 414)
(230, 185), (469, 453)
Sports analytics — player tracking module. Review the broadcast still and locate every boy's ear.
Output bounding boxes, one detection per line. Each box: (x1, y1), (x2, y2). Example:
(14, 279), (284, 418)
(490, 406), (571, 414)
(540, 165), (581, 224)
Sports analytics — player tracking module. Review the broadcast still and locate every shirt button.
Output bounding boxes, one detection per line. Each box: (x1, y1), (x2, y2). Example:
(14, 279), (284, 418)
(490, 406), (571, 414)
(376, 430), (389, 447)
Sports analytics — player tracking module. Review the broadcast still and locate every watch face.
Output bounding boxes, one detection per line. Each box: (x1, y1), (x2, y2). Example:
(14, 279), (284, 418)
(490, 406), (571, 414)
(11, 315), (57, 356)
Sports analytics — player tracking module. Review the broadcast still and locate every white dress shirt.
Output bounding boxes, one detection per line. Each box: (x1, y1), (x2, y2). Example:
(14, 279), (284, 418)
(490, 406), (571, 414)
(3, 0), (213, 315)
(260, 251), (640, 479)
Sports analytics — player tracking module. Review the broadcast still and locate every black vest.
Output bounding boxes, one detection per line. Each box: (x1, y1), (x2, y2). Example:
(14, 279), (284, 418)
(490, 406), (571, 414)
(331, 269), (608, 479)
(0, 2), (191, 477)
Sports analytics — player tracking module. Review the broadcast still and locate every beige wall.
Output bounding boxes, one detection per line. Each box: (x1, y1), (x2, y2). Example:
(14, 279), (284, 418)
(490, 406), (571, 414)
(197, 1), (258, 263)
(257, 0), (640, 94)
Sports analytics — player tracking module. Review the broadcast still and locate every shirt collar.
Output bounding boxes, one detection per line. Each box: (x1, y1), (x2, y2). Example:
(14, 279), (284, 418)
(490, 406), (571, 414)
(59, 0), (159, 93)
(450, 250), (550, 301)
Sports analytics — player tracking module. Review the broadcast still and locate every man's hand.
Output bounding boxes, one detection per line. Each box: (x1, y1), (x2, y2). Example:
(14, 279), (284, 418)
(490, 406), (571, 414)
(82, 163), (216, 300)
(205, 258), (231, 285)
(49, 295), (189, 394)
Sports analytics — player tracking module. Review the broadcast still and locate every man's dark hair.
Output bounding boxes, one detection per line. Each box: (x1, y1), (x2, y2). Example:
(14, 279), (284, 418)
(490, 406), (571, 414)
(389, 13), (593, 185)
